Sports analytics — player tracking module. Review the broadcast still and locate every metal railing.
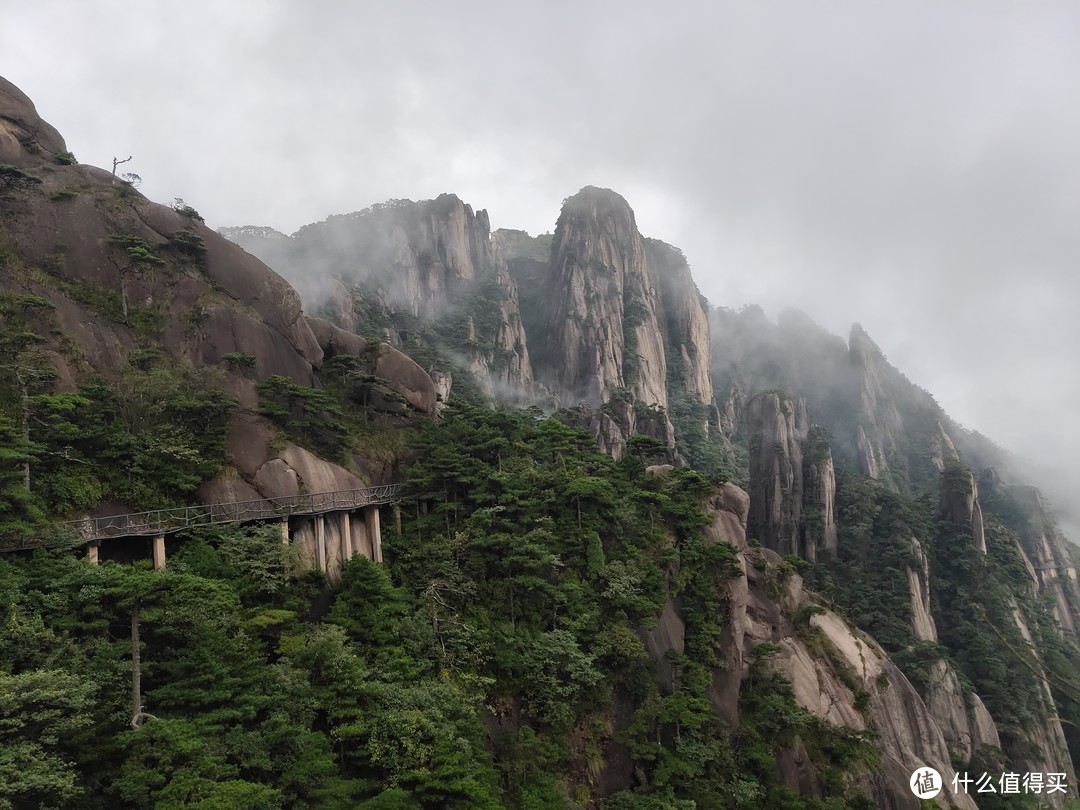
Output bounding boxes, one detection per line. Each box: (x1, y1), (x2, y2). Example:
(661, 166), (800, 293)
(1, 485), (402, 550)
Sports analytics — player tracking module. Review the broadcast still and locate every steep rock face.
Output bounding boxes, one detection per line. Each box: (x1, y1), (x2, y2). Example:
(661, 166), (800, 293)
(0, 76), (68, 165)
(643, 238), (712, 405)
(801, 425), (838, 555)
(224, 196), (534, 402)
(0, 76), (414, 516)
(711, 309), (969, 498)
(556, 398), (675, 461)
(747, 392), (805, 556)
(930, 421), (961, 472)
(849, 324), (903, 484)
(1, 165), (322, 391)
(925, 661), (1002, 767)
(981, 472), (1080, 637)
(936, 466), (1076, 800)
(907, 539), (939, 643)
(1006, 601), (1077, 796)
(535, 187), (669, 409)
(746, 393), (839, 562)
(940, 465), (987, 554)
(904, 531), (1005, 770)
(694, 486), (977, 809)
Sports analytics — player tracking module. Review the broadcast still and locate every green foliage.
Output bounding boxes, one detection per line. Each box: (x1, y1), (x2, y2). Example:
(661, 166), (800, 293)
(0, 164), (41, 191)
(1, 386), (984, 807)
(0, 668), (96, 809)
(223, 351), (258, 374)
(167, 229), (207, 261)
(55, 151), (77, 165)
(257, 375), (352, 462)
(929, 467), (1051, 753)
(171, 198), (204, 221)
(47, 186), (77, 201)
(803, 466), (927, 654)
(106, 234), (166, 267)
(27, 363), (236, 513)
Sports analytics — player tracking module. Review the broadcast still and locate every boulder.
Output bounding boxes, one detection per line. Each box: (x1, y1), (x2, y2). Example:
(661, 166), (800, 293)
(0, 75), (67, 163)
(374, 344), (438, 413)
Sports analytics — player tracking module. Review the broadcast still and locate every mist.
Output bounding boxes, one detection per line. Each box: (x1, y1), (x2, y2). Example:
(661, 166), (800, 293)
(4, 1), (1079, 533)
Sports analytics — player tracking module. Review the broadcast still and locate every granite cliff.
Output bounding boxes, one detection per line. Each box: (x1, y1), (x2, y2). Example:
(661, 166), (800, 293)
(223, 194), (534, 403)
(0, 76), (435, 515)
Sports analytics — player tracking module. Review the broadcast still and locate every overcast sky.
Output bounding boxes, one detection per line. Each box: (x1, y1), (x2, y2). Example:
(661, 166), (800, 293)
(4, 1), (1079, 514)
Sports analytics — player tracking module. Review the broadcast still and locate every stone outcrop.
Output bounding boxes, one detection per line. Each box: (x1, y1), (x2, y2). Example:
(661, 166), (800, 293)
(534, 187), (669, 410)
(224, 195), (534, 402)
(925, 661), (1002, 767)
(223, 412), (368, 498)
(644, 238), (712, 405)
(907, 539), (939, 643)
(556, 398), (675, 462)
(981, 471), (1080, 637)
(747, 392), (805, 556)
(305, 315), (440, 415)
(801, 425), (838, 556)
(374, 344), (439, 414)
(0, 76), (68, 165)
(746, 393), (838, 562)
(1, 168), (322, 391)
(935, 465), (1075, 799)
(685, 483), (979, 809)
(0, 75), (433, 524)
(940, 465), (987, 554)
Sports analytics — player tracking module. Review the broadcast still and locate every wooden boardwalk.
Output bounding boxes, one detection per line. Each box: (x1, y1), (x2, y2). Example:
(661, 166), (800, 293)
(0, 485), (403, 550)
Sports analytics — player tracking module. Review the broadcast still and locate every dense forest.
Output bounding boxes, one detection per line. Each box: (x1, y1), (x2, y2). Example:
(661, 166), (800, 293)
(1, 404), (878, 809)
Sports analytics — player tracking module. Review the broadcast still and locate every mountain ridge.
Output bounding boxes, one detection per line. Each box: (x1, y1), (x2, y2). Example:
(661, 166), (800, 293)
(4, 73), (1080, 807)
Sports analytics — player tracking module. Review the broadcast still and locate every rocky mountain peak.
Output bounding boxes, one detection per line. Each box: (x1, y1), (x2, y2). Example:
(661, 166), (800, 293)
(557, 185), (636, 225)
(224, 193), (534, 402)
(0, 76), (67, 165)
(848, 322), (884, 359)
(534, 187), (668, 409)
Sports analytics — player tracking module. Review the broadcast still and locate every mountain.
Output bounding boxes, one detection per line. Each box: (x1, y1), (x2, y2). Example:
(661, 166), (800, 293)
(0, 75), (439, 519)
(3, 74), (1079, 808)
(222, 194), (535, 405)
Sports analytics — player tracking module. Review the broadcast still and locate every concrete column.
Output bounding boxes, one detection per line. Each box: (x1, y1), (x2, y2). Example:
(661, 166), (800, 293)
(365, 505), (382, 563)
(353, 510), (372, 559)
(315, 515), (326, 572)
(280, 518), (289, 545)
(152, 535), (166, 570)
(340, 512), (352, 561)
(87, 544), (99, 565)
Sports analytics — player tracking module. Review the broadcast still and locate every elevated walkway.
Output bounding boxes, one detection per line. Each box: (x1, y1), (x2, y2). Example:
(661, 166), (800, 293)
(0, 486), (403, 574)
(64, 485), (401, 542)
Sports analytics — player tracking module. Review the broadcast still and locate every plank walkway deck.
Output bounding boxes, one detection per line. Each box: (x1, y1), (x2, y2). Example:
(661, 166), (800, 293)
(0, 485), (403, 550)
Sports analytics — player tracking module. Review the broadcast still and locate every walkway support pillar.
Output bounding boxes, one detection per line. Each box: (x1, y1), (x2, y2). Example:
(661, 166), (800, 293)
(152, 535), (166, 570)
(87, 544), (99, 565)
(340, 512), (352, 563)
(352, 510), (372, 559)
(315, 515), (326, 572)
(279, 518), (289, 545)
(393, 503), (401, 537)
(364, 505), (382, 563)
